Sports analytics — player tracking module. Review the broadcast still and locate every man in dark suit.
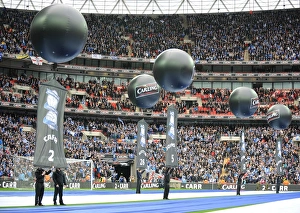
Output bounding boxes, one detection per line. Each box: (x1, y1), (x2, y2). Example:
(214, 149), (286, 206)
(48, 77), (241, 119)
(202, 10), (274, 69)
(236, 173), (244, 195)
(163, 167), (173, 199)
(276, 175), (282, 194)
(35, 167), (52, 206)
(52, 168), (67, 205)
(136, 168), (145, 194)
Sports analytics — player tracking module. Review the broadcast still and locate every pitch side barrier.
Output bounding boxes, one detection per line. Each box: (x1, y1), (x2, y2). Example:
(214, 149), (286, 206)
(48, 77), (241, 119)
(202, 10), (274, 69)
(1, 179), (300, 192)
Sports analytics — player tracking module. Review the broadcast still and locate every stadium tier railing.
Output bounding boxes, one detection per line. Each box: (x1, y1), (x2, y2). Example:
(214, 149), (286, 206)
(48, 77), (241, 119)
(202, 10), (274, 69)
(1, 100), (300, 120)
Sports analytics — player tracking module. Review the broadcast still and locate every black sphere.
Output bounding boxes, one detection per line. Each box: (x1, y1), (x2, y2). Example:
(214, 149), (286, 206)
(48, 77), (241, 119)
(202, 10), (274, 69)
(267, 104), (292, 130)
(128, 74), (160, 109)
(229, 87), (259, 118)
(153, 48), (195, 92)
(30, 4), (88, 63)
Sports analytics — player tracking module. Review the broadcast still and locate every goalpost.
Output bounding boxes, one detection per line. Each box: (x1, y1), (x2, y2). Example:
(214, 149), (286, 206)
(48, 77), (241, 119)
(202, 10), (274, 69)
(13, 156), (94, 190)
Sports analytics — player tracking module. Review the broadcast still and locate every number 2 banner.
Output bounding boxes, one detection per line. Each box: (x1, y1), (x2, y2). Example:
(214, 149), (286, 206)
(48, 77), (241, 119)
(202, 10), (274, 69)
(33, 79), (68, 168)
(136, 119), (148, 169)
(165, 104), (178, 167)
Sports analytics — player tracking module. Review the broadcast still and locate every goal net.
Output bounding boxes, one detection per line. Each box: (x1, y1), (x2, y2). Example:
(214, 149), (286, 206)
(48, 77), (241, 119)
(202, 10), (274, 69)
(13, 156), (94, 190)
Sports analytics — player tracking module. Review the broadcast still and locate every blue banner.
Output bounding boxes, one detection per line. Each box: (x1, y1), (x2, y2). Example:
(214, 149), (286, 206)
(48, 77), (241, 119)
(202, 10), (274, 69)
(136, 119), (148, 169)
(276, 137), (283, 175)
(240, 131), (246, 173)
(165, 104), (178, 167)
(33, 79), (68, 168)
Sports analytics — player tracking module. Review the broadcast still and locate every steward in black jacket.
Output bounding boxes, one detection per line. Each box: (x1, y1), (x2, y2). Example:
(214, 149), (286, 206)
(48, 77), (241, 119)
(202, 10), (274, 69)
(52, 168), (67, 205)
(35, 167), (52, 206)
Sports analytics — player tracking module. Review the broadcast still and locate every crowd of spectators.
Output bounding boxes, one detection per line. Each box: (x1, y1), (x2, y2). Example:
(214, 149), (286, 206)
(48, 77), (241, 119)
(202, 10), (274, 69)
(187, 10), (300, 61)
(1, 74), (300, 118)
(0, 7), (299, 61)
(0, 111), (299, 186)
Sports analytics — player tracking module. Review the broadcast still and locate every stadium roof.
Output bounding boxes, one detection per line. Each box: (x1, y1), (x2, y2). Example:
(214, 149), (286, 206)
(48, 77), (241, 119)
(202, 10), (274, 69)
(1, 0), (299, 14)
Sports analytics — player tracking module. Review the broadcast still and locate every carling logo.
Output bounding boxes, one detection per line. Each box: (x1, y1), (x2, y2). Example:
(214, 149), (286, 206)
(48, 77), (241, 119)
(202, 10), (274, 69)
(267, 109), (280, 122)
(250, 97), (259, 109)
(135, 83), (159, 98)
